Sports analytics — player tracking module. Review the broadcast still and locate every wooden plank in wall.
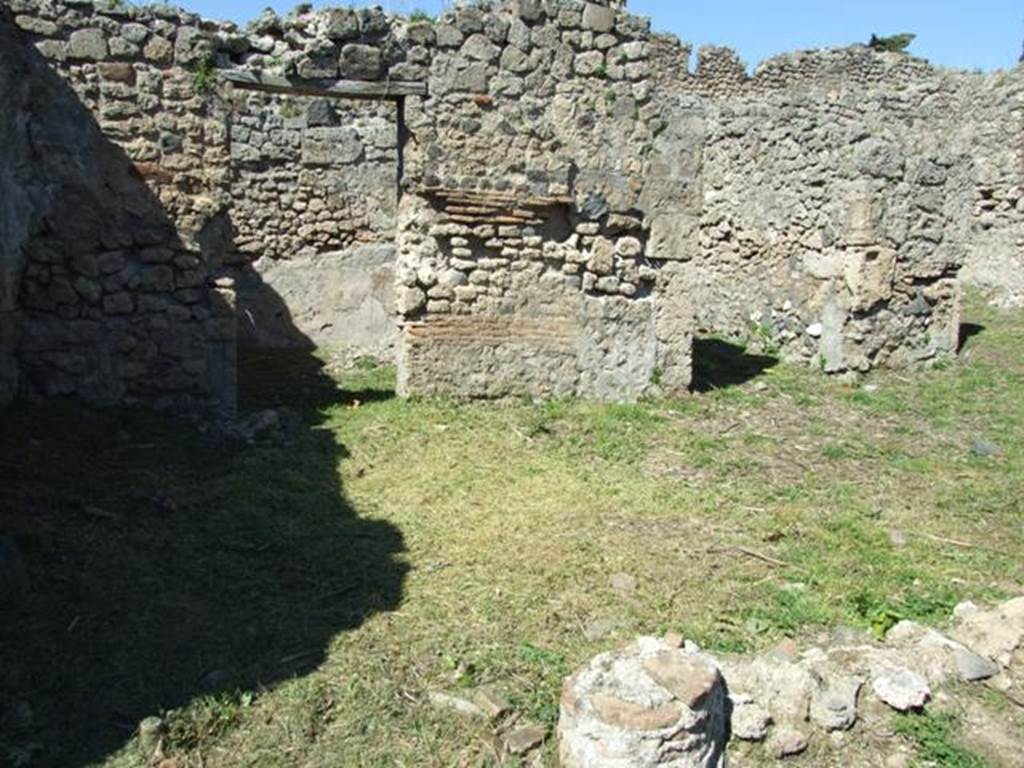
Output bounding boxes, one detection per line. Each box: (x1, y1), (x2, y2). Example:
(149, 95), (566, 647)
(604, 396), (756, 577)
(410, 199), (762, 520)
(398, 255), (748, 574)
(220, 69), (427, 99)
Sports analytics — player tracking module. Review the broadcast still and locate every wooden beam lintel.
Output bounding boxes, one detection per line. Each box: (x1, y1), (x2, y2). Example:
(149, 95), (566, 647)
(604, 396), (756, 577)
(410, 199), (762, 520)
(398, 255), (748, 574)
(221, 69), (427, 100)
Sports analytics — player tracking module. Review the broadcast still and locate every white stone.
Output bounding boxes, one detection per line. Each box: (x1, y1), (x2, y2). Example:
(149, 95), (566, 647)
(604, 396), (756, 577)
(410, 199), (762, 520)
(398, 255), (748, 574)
(871, 669), (930, 711)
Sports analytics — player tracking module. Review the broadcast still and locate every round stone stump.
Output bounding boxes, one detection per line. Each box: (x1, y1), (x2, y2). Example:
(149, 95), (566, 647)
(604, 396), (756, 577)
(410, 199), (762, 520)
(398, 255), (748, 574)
(558, 637), (728, 768)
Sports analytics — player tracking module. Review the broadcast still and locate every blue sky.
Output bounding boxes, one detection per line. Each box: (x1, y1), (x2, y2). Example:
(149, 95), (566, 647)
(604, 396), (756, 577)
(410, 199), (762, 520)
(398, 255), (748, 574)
(178, 0), (1024, 72)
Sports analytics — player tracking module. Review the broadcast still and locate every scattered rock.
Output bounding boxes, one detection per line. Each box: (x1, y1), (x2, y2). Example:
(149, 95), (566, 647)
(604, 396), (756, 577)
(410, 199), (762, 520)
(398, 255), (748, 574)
(871, 669), (930, 711)
(730, 700), (771, 741)
(427, 691), (485, 719)
(472, 687), (511, 721)
(951, 597), (1024, 667)
(719, 657), (813, 724)
(810, 673), (862, 731)
(954, 647), (1001, 682)
(970, 439), (1001, 458)
(767, 727), (809, 759)
(505, 723), (547, 756)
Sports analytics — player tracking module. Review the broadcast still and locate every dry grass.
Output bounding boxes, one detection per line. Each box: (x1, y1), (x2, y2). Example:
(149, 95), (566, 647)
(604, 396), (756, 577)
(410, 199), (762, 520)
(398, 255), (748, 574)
(2, 294), (1023, 767)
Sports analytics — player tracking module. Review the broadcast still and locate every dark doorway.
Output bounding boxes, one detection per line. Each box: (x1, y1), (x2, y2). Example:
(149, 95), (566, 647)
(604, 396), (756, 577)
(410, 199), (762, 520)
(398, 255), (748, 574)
(691, 337), (779, 393)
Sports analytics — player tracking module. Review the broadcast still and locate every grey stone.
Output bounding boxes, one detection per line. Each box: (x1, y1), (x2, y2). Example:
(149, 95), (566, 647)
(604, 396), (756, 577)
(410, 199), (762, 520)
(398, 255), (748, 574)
(854, 138), (905, 180)
(950, 597), (1024, 668)
(174, 26), (213, 66)
(339, 44), (381, 79)
(427, 691), (486, 719)
(871, 669), (930, 711)
(582, 4), (616, 33)
(68, 28), (108, 60)
(517, 0), (544, 22)
(434, 23), (464, 48)
(323, 8), (359, 41)
(305, 99), (337, 127)
(397, 286), (427, 315)
(767, 727), (809, 759)
(506, 724), (547, 756)
(472, 687), (511, 720)
(574, 50), (605, 76)
(454, 7), (484, 34)
(954, 648), (1001, 682)
(730, 700), (771, 741)
(461, 33), (500, 62)
(810, 674), (861, 731)
(970, 439), (1001, 457)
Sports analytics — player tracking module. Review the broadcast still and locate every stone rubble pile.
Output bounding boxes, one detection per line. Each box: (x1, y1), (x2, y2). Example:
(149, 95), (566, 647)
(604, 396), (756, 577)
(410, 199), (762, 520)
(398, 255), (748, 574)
(558, 597), (1024, 765)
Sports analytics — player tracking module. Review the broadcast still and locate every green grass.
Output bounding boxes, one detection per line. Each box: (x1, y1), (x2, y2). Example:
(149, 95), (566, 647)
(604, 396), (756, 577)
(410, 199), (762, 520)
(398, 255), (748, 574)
(2, 295), (1022, 766)
(894, 711), (993, 768)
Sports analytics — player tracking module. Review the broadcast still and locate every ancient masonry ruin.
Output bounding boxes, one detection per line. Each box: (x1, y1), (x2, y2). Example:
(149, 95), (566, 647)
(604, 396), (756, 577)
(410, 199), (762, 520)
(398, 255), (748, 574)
(1, 0), (1021, 416)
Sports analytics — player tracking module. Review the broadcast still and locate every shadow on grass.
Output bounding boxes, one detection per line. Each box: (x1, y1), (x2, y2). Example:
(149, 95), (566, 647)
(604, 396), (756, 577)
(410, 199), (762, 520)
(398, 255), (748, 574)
(958, 322), (985, 353)
(0, 353), (406, 767)
(691, 338), (779, 393)
(1, 16), (407, 767)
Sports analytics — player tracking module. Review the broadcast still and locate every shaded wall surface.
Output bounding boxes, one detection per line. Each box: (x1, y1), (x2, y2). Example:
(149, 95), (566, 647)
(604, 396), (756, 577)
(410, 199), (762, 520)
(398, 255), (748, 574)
(0, 9), (236, 415)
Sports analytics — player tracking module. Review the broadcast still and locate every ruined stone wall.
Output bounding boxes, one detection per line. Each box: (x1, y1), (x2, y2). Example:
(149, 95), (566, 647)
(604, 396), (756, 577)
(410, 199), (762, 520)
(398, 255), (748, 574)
(2, 0), (1003, 413)
(955, 71), (1024, 306)
(648, 37), (1024, 315)
(690, 94), (968, 370)
(643, 35), (1022, 362)
(393, 1), (700, 400)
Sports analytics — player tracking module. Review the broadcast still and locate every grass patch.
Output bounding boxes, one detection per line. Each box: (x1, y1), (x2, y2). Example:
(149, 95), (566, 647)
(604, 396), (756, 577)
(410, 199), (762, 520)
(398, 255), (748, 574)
(2, 295), (1023, 766)
(894, 711), (992, 768)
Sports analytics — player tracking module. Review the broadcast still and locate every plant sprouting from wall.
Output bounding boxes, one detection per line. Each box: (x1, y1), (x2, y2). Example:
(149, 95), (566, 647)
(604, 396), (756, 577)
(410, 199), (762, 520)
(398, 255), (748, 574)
(868, 33), (916, 53)
(279, 98), (303, 119)
(191, 55), (217, 96)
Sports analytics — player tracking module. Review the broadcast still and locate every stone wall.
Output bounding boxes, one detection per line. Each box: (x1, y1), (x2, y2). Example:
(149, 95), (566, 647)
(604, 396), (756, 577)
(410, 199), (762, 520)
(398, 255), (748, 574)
(227, 92), (399, 355)
(682, 94), (970, 370)
(648, 36), (1024, 315)
(2, 0), (1016, 412)
(392, 1), (700, 399)
(1, 4), (237, 414)
(956, 71), (1024, 306)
